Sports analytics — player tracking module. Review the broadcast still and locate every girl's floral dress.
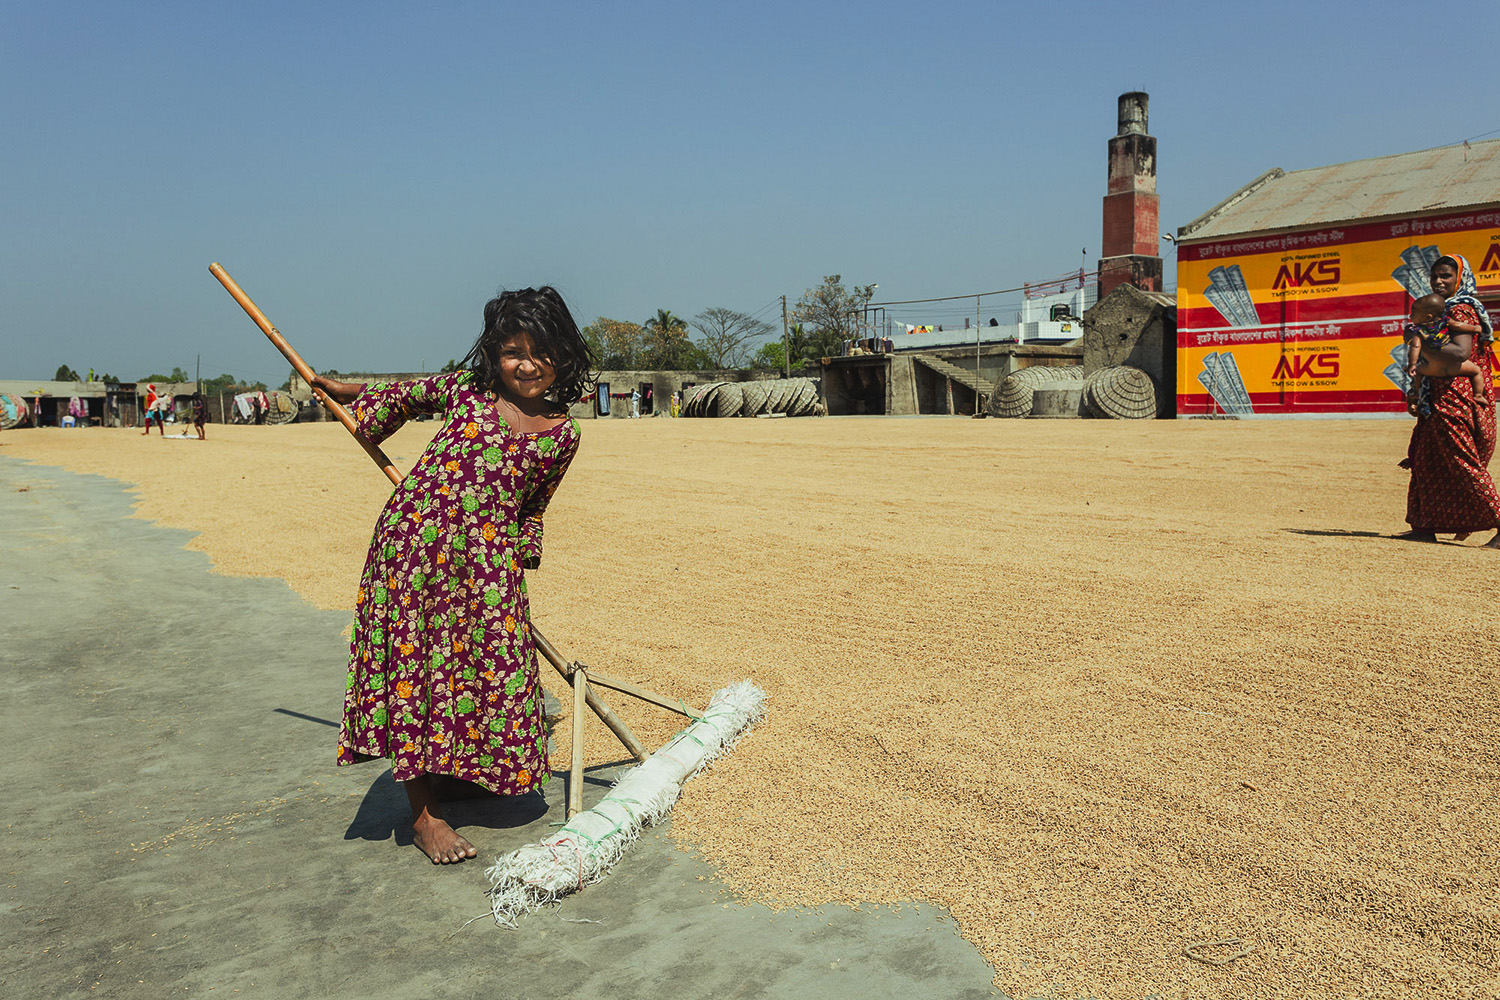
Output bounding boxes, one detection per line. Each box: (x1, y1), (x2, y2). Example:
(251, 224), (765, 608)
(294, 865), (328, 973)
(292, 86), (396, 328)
(336, 370), (579, 795)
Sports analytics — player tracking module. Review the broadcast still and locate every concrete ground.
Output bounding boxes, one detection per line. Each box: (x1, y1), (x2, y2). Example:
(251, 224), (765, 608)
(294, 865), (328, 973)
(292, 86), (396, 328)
(0, 458), (1001, 1000)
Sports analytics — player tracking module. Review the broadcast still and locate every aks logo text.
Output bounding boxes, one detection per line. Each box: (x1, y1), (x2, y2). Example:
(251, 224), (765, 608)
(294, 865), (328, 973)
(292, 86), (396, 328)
(1272, 352), (1340, 380)
(1272, 259), (1341, 289)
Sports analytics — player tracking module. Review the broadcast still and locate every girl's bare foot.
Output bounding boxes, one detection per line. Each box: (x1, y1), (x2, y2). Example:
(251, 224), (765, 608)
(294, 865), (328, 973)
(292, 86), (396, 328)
(404, 773), (477, 864)
(411, 808), (477, 864)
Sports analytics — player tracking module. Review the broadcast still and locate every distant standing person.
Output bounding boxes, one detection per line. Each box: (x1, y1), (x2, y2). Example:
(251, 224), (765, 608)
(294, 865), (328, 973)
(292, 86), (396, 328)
(630, 387), (640, 418)
(191, 392), (207, 440)
(140, 384), (165, 436)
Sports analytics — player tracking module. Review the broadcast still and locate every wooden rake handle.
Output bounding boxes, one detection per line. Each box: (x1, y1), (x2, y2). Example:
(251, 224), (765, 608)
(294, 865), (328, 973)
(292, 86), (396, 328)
(208, 262), (650, 767)
(209, 263), (401, 485)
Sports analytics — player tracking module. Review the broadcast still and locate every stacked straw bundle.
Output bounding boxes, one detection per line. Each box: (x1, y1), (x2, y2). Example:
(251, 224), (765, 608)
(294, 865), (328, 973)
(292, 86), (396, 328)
(0, 393), (29, 430)
(681, 378), (821, 418)
(263, 390), (299, 425)
(1082, 366), (1157, 419)
(987, 365), (1085, 418)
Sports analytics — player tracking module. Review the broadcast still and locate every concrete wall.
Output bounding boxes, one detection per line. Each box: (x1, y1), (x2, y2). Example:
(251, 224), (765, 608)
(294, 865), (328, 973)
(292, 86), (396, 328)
(820, 358), (887, 416)
(888, 356), (918, 415)
(1081, 283), (1177, 418)
(918, 343), (1084, 390)
(822, 344), (1085, 416)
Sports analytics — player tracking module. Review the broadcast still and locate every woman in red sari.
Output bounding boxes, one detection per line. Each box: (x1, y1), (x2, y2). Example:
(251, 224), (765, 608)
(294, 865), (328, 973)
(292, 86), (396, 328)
(1403, 253), (1500, 547)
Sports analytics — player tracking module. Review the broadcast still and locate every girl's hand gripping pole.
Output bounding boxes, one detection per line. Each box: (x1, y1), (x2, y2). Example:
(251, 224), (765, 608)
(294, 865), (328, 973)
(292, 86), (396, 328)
(208, 263), (402, 486)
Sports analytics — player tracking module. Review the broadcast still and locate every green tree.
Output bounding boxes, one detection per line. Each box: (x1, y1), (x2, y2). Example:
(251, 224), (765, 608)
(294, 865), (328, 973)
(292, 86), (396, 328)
(200, 373), (237, 397)
(582, 317), (647, 369)
(692, 307), (773, 369)
(752, 323), (828, 371)
(750, 339), (797, 372)
(804, 326), (845, 361)
(197, 373), (267, 398)
(641, 309), (702, 370)
(791, 275), (877, 344)
(440, 358), (463, 373)
(54, 364), (80, 381)
(139, 366), (192, 384)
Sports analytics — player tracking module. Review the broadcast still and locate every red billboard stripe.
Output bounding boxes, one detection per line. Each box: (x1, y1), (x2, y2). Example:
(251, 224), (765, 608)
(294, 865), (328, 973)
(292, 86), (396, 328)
(1177, 388), (1408, 414)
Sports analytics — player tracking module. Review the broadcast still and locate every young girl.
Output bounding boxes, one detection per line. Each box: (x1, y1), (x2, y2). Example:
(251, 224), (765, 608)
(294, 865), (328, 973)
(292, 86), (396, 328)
(312, 286), (595, 865)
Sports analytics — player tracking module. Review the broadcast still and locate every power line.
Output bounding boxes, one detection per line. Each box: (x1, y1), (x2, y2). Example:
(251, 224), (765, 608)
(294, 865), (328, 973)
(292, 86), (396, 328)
(871, 271), (1097, 308)
(1459, 126), (1500, 144)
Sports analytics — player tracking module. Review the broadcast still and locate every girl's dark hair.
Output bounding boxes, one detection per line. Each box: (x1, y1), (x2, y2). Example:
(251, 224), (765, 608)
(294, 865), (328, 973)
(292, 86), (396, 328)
(460, 286), (597, 408)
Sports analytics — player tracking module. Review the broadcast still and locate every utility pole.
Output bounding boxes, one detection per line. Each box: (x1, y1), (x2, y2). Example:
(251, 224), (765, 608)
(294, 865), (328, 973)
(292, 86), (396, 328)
(975, 295), (982, 413)
(781, 295), (790, 378)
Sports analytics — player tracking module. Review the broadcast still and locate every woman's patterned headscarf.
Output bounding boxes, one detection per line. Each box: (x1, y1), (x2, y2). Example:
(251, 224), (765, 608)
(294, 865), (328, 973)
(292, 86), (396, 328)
(1434, 253), (1493, 345)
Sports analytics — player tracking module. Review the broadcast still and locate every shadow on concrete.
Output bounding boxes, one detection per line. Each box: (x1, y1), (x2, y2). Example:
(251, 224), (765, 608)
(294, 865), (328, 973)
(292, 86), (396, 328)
(343, 770), (555, 847)
(273, 706), (339, 727)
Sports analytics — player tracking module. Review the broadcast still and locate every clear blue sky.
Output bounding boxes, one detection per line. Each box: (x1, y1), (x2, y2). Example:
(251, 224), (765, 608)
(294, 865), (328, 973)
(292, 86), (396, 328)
(4, 1), (1496, 385)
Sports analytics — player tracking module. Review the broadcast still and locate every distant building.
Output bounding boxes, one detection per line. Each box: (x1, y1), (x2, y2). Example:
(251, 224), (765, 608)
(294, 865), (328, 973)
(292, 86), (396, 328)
(0, 380), (196, 428)
(1174, 139), (1500, 416)
(887, 280), (1094, 353)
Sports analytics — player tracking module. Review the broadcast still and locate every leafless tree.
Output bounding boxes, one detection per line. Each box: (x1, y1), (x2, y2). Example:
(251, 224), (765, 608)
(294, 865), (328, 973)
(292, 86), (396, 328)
(791, 275), (877, 343)
(691, 307), (774, 369)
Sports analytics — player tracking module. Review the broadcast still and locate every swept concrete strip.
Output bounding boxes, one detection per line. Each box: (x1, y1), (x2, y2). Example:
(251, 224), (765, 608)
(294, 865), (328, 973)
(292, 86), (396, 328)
(0, 458), (1000, 999)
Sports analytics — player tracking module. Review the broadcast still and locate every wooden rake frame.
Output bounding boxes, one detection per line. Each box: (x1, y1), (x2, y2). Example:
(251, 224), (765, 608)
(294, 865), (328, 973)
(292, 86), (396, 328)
(209, 263), (703, 817)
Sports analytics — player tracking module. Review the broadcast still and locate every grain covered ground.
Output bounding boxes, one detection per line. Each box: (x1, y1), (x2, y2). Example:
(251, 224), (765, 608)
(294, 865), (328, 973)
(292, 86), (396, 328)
(3, 416), (1496, 999)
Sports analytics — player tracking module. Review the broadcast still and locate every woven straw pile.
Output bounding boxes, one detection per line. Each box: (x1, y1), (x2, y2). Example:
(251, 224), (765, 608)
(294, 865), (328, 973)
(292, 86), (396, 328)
(682, 378), (821, 417)
(1082, 365), (1157, 419)
(987, 365), (1085, 418)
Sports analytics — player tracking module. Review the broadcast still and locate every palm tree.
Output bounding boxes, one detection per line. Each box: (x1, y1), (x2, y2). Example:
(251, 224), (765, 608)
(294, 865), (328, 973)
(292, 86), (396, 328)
(642, 309), (695, 369)
(644, 309), (688, 339)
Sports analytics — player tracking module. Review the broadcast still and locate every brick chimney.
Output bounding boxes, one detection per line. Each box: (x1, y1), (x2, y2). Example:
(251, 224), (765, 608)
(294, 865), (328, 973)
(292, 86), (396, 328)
(1097, 92), (1162, 301)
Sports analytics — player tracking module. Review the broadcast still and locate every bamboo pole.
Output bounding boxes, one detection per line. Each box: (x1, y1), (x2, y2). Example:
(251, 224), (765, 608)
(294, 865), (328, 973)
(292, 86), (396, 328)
(569, 665), (587, 818)
(210, 263), (400, 484)
(569, 667), (702, 721)
(209, 262), (651, 761)
(532, 631), (649, 762)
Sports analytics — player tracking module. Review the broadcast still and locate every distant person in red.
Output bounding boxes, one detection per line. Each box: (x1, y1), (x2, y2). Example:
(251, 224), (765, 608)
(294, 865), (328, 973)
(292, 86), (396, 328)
(140, 384), (165, 436)
(1400, 253), (1500, 547)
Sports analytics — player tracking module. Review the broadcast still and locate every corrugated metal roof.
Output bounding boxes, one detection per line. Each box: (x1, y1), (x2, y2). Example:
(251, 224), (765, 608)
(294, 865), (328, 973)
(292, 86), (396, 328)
(1179, 138), (1500, 241)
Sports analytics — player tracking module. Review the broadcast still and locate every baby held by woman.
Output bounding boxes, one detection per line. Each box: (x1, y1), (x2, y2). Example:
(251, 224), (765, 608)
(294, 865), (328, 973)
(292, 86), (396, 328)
(1405, 292), (1486, 414)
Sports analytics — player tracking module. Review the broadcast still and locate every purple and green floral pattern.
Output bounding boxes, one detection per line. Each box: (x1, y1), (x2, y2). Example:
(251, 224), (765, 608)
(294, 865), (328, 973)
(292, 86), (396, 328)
(337, 371), (578, 794)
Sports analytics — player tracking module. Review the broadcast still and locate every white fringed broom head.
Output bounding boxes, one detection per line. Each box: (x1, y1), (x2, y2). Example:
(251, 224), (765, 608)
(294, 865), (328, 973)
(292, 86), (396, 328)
(484, 679), (767, 927)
